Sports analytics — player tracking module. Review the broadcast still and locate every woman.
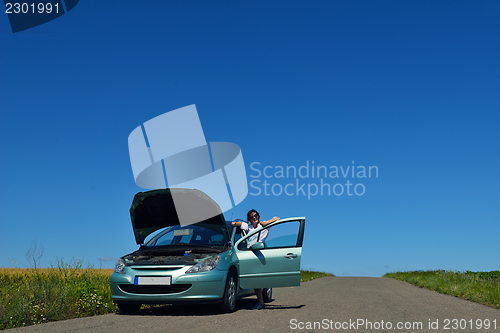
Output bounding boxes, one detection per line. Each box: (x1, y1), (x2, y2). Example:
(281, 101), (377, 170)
(231, 209), (279, 309)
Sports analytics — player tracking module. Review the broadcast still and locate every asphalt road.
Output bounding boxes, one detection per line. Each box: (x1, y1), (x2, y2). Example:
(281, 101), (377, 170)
(7, 277), (500, 333)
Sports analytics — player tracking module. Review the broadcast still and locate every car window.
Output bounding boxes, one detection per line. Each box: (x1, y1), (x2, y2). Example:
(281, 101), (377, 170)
(237, 220), (301, 250)
(176, 232), (194, 244)
(146, 225), (227, 247)
(233, 227), (246, 244)
(155, 231), (174, 246)
(151, 227), (193, 245)
(264, 221), (300, 248)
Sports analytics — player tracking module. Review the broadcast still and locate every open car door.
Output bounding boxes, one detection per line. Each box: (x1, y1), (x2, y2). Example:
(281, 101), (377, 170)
(234, 217), (305, 289)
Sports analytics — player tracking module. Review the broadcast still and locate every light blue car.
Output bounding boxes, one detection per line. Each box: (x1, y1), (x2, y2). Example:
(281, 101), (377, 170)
(110, 188), (305, 313)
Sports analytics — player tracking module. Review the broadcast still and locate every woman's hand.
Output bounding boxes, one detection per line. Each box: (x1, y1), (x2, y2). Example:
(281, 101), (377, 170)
(259, 217), (279, 226)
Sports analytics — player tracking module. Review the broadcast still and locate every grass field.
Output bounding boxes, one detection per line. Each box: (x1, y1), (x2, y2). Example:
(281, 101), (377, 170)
(384, 270), (500, 309)
(300, 269), (334, 282)
(0, 263), (116, 330)
(0, 264), (332, 330)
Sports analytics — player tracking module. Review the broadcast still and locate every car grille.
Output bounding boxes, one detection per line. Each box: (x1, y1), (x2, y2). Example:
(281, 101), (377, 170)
(119, 284), (192, 294)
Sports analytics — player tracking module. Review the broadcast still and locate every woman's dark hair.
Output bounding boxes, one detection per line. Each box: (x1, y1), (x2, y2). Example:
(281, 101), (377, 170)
(247, 209), (260, 222)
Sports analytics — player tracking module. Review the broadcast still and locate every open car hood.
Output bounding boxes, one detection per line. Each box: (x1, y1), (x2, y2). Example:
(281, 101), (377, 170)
(130, 188), (228, 245)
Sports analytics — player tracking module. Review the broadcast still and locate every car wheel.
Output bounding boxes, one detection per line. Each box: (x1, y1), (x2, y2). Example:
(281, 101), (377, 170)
(262, 288), (273, 303)
(118, 303), (141, 314)
(220, 271), (237, 312)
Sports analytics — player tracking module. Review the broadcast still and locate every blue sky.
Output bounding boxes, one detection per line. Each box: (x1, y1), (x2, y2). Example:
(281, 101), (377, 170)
(1, 1), (499, 277)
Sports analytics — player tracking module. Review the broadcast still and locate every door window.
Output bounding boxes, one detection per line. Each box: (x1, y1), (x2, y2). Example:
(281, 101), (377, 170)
(264, 220), (300, 248)
(237, 220), (301, 250)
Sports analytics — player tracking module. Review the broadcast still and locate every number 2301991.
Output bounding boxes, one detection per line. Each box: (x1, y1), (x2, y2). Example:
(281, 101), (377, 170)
(5, 3), (59, 14)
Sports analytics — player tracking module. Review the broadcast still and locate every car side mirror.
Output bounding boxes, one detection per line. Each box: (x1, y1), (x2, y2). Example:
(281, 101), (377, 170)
(250, 242), (265, 250)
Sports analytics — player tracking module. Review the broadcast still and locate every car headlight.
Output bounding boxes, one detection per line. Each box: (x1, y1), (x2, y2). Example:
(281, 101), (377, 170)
(114, 258), (126, 274)
(185, 255), (220, 273)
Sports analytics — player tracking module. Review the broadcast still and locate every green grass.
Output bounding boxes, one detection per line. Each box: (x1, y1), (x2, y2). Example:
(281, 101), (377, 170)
(384, 270), (500, 309)
(1, 263), (332, 330)
(0, 259), (117, 330)
(300, 269), (335, 282)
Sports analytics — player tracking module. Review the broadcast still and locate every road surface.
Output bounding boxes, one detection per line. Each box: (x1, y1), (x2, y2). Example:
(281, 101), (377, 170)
(7, 277), (500, 332)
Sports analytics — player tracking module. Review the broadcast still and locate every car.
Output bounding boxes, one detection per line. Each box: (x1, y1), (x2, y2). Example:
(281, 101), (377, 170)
(110, 188), (305, 313)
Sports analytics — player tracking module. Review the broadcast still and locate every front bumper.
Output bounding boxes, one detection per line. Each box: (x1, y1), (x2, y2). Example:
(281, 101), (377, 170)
(110, 265), (227, 304)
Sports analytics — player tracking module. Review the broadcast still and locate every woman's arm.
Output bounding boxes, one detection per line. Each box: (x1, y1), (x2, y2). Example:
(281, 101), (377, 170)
(260, 216), (279, 227)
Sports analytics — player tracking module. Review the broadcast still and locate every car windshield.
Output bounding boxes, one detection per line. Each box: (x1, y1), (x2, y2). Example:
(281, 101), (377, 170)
(144, 225), (228, 248)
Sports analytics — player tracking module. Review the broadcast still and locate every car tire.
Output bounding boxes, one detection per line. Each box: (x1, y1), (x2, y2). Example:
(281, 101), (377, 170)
(262, 288), (273, 303)
(117, 303), (141, 314)
(220, 271), (237, 313)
